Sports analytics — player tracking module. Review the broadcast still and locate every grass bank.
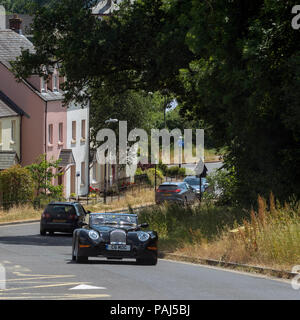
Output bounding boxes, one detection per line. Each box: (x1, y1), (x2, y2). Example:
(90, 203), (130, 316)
(0, 188), (155, 224)
(0, 204), (41, 224)
(85, 188), (155, 212)
(139, 195), (300, 271)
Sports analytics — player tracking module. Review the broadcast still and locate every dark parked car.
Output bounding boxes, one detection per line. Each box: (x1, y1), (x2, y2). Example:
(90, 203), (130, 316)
(155, 182), (197, 205)
(183, 176), (209, 197)
(72, 212), (158, 265)
(40, 202), (89, 236)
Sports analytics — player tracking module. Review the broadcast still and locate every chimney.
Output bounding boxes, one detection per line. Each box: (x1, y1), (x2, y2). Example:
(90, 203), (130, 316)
(9, 14), (22, 34)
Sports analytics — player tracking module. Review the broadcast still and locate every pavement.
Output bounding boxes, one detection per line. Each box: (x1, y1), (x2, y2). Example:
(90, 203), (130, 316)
(0, 222), (299, 300)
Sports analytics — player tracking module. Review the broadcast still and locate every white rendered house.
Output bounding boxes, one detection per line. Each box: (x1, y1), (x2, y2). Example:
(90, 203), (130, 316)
(64, 101), (90, 198)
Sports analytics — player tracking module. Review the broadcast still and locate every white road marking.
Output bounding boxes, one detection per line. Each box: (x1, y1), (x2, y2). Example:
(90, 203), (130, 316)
(69, 284), (107, 290)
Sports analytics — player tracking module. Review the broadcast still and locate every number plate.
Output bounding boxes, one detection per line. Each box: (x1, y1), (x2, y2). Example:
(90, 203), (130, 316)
(52, 219), (66, 223)
(106, 244), (131, 251)
(164, 193), (172, 196)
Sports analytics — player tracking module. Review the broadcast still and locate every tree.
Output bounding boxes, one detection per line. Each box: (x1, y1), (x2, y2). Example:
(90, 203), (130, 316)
(26, 154), (63, 199)
(0, 0), (52, 14)
(12, 0), (300, 206)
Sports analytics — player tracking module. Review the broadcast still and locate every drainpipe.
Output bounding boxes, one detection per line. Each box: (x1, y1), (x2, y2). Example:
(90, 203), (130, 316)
(87, 99), (90, 196)
(44, 100), (48, 196)
(19, 115), (22, 163)
(44, 100), (48, 154)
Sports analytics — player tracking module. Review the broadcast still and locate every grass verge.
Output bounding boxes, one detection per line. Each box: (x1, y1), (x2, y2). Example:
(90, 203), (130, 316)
(0, 204), (41, 224)
(139, 195), (300, 271)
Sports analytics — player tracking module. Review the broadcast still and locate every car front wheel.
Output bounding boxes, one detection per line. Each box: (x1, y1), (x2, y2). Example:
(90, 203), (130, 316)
(74, 238), (88, 263)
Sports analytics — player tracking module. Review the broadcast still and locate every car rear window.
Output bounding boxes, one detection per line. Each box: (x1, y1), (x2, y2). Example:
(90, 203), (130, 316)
(46, 205), (76, 215)
(158, 185), (180, 190)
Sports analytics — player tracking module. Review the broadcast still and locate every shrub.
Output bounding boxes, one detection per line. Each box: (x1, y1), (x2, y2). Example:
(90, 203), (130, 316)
(0, 165), (35, 209)
(145, 168), (164, 186)
(166, 166), (186, 177)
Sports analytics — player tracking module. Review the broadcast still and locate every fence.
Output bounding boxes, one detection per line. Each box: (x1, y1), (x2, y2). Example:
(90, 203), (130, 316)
(0, 170), (188, 209)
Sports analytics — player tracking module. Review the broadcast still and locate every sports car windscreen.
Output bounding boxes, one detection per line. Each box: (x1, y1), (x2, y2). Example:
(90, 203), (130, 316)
(90, 214), (137, 227)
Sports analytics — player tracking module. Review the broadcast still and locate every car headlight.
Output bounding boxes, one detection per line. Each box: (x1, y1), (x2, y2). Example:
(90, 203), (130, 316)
(89, 230), (99, 241)
(138, 231), (150, 242)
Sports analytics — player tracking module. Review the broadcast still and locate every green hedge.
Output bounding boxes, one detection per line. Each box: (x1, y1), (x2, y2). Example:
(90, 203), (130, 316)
(0, 165), (35, 209)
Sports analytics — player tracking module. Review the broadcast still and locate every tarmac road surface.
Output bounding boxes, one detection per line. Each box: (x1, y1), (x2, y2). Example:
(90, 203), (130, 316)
(0, 222), (299, 300)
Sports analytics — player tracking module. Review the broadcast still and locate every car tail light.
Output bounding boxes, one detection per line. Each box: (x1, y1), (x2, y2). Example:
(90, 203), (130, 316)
(70, 214), (78, 220)
(156, 189), (181, 193)
(42, 212), (51, 219)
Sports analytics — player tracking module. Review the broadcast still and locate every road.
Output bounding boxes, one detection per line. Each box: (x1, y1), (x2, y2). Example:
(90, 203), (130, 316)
(0, 222), (299, 300)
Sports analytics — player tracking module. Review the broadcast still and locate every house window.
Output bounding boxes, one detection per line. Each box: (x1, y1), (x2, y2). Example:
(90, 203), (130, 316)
(72, 121), (76, 142)
(81, 162), (85, 185)
(11, 120), (16, 142)
(0, 121), (2, 144)
(81, 119), (86, 140)
(48, 124), (53, 145)
(59, 123), (63, 143)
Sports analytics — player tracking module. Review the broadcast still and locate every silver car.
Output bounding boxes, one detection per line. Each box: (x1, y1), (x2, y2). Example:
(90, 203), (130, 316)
(155, 182), (197, 205)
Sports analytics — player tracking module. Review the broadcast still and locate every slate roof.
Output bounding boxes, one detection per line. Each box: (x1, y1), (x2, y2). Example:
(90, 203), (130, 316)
(58, 149), (76, 167)
(92, 0), (129, 15)
(0, 29), (64, 102)
(0, 151), (19, 170)
(0, 29), (34, 69)
(0, 90), (29, 118)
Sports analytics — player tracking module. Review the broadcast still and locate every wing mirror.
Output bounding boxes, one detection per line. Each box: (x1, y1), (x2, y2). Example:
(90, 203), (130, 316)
(79, 221), (88, 227)
(139, 223), (149, 228)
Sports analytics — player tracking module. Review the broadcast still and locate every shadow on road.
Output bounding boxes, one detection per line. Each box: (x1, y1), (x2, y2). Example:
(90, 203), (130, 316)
(66, 258), (141, 266)
(0, 233), (72, 246)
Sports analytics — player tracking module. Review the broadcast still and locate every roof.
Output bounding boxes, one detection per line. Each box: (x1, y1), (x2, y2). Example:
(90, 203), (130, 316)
(0, 29), (34, 69)
(48, 202), (79, 206)
(0, 151), (19, 170)
(58, 149), (76, 167)
(92, 0), (114, 15)
(0, 29), (64, 102)
(0, 90), (29, 118)
(92, 0), (131, 15)
(160, 181), (185, 185)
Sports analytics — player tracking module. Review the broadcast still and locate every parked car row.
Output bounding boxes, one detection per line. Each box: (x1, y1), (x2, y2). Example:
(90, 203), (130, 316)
(155, 176), (209, 205)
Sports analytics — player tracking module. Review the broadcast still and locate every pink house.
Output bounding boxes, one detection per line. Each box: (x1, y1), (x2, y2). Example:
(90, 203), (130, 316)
(0, 28), (70, 191)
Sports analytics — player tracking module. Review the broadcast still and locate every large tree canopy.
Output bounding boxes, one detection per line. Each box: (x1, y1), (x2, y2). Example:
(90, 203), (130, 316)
(12, 0), (300, 206)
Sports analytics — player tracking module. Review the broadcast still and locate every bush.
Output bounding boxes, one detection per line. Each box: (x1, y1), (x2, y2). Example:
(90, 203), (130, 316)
(146, 168), (164, 186)
(205, 168), (237, 206)
(0, 165), (35, 209)
(166, 166), (186, 177)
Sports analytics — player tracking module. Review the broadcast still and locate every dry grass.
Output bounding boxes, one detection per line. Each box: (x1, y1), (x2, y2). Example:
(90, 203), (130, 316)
(139, 195), (300, 271)
(85, 188), (155, 213)
(0, 188), (155, 224)
(0, 204), (41, 224)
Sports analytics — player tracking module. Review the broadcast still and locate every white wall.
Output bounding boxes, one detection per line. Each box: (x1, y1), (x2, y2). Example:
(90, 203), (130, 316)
(65, 101), (89, 198)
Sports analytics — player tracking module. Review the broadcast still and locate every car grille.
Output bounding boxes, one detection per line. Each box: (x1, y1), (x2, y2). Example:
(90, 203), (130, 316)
(110, 229), (126, 244)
